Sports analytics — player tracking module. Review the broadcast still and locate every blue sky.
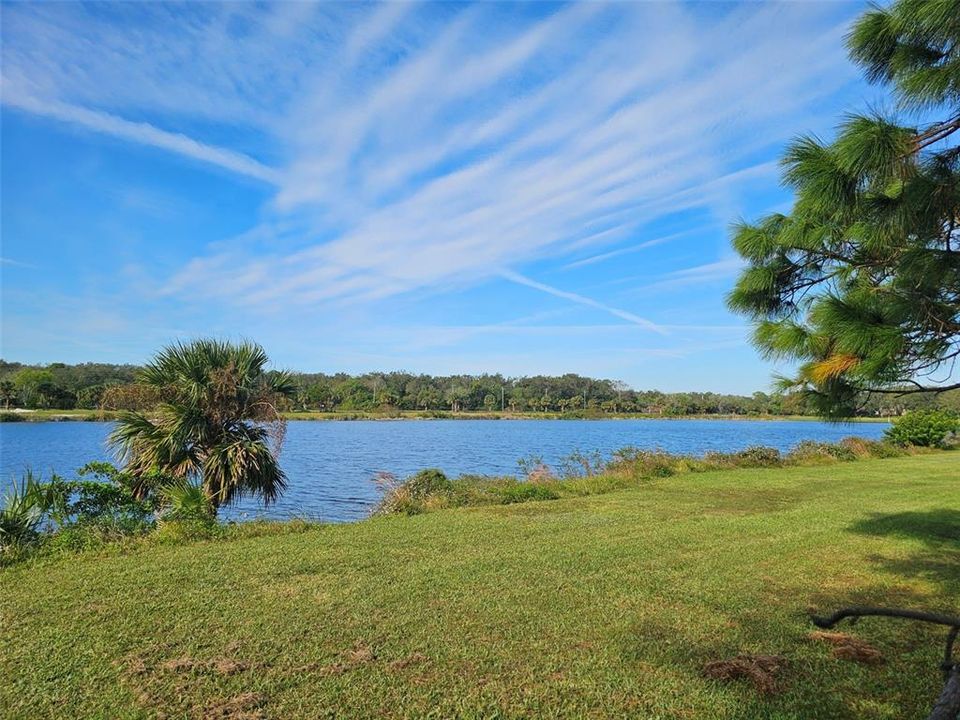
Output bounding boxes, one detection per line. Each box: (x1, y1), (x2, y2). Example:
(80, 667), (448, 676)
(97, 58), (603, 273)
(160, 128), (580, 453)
(1, 1), (884, 393)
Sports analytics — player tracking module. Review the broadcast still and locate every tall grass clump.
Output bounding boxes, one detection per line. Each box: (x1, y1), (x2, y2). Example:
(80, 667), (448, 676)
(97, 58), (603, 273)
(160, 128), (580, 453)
(703, 446), (782, 468)
(373, 469), (453, 516)
(607, 448), (691, 478)
(493, 484), (559, 504)
(785, 440), (856, 464)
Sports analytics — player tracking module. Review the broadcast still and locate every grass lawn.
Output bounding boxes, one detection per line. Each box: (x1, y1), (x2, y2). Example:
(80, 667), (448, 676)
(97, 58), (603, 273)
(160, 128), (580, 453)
(1, 454), (957, 719)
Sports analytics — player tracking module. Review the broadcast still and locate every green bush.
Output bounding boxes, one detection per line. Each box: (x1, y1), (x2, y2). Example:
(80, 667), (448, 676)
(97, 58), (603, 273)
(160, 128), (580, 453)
(608, 448), (682, 478)
(46, 463), (159, 527)
(558, 450), (605, 478)
(703, 446), (782, 468)
(1, 465), (169, 562)
(495, 483), (560, 504)
(0, 412), (25, 422)
(734, 446), (782, 466)
(374, 469), (453, 516)
(787, 440), (856, 463)
(885, 409), (960, 448)
(404, 469), (452, 498)
(44, 520), (151, 553)
(840, 437), (904, 459)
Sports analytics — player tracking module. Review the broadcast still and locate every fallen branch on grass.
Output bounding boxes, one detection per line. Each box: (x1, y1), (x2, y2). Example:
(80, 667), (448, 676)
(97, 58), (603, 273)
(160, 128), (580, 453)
(810, 607), (960, 720)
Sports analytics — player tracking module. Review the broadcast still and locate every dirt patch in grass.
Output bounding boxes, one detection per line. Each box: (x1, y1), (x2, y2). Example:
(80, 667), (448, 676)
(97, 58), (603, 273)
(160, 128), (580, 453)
(117, 654), (261, 718)
(702, 654), (786, 695)
(119, 655), (150, 676)
(388, 652), (428, 672)
(809, 631), (884, 665)
(160, 657), (252, 675)
(295, 641), (383, 676)
(343, 642), (376, 665)
(202, 692), (266, 720)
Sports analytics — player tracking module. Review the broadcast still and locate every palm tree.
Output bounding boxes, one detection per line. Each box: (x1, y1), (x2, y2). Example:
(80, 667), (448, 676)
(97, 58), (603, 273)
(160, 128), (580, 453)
(0, 380), (15, 409)
(109, 339), (295, 511)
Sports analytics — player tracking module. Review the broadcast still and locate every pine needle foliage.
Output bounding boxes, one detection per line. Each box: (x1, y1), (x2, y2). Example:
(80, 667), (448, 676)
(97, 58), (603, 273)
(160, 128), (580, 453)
(728, 0), (960, 417)
(109, 340), (295, 511)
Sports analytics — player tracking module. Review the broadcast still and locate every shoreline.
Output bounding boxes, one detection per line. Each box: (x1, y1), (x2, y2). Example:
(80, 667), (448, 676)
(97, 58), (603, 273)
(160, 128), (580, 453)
(0, 409), (893, 423)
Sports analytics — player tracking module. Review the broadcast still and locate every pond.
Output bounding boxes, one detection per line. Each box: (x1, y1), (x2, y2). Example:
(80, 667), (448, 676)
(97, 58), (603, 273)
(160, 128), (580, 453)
(0, 418), (889, 522)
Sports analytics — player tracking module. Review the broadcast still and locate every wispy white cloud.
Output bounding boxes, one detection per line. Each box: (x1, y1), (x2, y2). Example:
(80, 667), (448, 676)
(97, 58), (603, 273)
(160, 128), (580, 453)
(628, 258), (747, 295)
(562, 228), (702, 270)
(499, 270), (665, 334)
(1, 1), (861, 328)
(1, 257), (39, 269)
(2, 89), (280, 184)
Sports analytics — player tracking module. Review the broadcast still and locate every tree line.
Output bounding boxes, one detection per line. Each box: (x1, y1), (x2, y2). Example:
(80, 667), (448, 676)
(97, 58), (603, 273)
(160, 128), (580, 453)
(2, 360), (957, 417)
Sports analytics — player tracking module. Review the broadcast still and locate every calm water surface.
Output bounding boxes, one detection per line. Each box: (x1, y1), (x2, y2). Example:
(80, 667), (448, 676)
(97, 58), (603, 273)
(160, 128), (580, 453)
(0, 419), (888, 522)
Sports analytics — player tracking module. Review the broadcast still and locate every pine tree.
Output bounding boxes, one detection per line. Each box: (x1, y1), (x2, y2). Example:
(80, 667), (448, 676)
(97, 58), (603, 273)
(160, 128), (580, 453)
(728, 0), (960, 418)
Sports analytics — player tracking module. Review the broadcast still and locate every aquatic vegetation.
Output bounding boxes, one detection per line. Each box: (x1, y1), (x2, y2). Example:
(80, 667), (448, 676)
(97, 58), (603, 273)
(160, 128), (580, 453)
(373, 438), (923, 516)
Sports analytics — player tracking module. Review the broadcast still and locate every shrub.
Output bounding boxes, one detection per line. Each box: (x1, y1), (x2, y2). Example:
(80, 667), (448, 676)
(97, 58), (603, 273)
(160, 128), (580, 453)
(703, 446), (781, 469)
(404, 469), (452, 497)
(787, 440), (856, 464)
(495, 483), (560, 504)
(735, 446), (782, 467)
(48, 463), (159, 527)
(373, 469), (452, 516)
(558, 450), (605, 478)
(885, 409), (960, 448)
(608, 448), (682, 478)
(0, 412), (25, 422)
(0, 471), (58, 555)
(517, 455), (553, 482)
(154, 481), (218, 542)
(1, 464), (175, 563)
(838, 437), (903, 459)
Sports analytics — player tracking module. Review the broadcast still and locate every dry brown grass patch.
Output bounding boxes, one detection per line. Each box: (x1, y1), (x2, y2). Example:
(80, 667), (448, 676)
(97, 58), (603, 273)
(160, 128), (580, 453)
(388, 652), (428, 672)
(202, 692), (266, 720)
(702, 654), (786, 695)
(159, 657), (252, 675)
(344, 642), (376, 665)
(295, 641), (382, 676)
(809, 631), (884, 665)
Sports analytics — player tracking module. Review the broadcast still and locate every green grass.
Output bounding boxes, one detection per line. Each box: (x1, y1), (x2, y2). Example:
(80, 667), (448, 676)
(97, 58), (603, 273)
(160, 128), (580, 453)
(2, 455), (957, 719)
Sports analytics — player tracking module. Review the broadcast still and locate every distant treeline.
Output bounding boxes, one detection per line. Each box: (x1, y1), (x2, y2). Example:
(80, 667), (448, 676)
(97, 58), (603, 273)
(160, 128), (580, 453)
(1, 360), (958, 417)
